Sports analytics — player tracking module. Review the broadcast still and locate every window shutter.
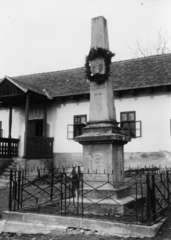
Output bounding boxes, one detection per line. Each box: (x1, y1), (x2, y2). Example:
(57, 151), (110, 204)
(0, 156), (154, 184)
(135, 121), (142, 138)
(67, 124), (74, 140)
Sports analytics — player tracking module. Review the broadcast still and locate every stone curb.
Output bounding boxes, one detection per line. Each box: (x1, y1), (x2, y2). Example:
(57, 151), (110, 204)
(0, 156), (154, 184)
(2, 211), (166, 238)
(3, 221), (67, 235)
(0, 220), (5, 234)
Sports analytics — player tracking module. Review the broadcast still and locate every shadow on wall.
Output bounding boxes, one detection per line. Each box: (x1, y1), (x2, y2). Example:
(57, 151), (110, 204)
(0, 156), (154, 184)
(125, 151), (171, 168)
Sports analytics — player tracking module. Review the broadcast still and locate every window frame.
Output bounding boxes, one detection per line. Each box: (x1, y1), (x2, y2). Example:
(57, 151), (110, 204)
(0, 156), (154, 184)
(120, 111), (136, 138)
(73, 114), (87, 138)
(67, 115), (87, 140)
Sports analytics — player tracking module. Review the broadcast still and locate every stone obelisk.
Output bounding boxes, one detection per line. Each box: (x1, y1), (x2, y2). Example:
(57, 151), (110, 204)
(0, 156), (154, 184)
(75, 16), (130, 189)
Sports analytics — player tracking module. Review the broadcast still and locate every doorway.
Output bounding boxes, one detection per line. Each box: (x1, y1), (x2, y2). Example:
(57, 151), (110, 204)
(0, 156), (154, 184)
(28, 120), (43, 137)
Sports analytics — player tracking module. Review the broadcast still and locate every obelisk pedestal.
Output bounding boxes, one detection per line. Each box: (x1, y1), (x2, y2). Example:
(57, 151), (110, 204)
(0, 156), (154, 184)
(75, 16), (132, 213)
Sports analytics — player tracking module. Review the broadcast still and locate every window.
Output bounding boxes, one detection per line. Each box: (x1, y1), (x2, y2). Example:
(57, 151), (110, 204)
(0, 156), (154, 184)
(74, 115), (87, 137)
(67, 115), (87, 139)
(120, 111), (141, 138)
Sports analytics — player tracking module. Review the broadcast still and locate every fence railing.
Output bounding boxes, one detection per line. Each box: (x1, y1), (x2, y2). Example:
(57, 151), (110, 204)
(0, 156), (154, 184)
(0, 138), (20, 158)
(25, 136), (54, 159)
(8, 167), (171, 226)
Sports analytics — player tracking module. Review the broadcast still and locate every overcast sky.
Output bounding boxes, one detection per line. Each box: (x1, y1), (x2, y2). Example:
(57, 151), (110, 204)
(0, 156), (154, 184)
(0, 0), (171, 79)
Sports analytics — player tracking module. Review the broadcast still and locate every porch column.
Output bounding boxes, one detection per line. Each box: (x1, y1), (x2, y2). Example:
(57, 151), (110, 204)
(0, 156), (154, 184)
(8, 104), (12, 139)
(23, 94), (30, 157)
(43, 100), (47, 137)
(8, 104), (12, 157)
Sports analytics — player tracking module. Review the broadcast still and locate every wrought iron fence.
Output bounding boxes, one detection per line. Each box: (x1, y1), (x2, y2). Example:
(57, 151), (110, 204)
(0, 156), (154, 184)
(8, 166), (171, 226)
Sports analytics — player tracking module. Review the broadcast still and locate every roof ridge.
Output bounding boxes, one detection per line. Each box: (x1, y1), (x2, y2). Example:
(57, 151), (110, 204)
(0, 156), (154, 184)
(112, 52), (171, 65)
(12, 66), (85, 79)
(5, 52), (171, 79)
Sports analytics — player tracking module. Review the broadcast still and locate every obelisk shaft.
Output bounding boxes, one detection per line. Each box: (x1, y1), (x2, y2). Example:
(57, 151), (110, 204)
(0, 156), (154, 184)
(89, 16), (116, 122)
(75, 16), (130, 186)
(91, 16), (109, 50)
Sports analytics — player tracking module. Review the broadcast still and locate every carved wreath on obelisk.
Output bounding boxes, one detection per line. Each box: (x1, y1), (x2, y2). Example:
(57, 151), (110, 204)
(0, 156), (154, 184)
(85, 47), (114, 85)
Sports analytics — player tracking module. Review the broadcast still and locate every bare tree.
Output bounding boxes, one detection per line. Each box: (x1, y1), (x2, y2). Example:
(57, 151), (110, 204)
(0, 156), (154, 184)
(128, 30), (171, 58)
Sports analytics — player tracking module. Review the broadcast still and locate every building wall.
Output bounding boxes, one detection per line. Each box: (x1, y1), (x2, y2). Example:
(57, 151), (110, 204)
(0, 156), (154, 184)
(50, 90), (171, 167)
(0, 107), (9, 138)
(1, 89), (171, 168)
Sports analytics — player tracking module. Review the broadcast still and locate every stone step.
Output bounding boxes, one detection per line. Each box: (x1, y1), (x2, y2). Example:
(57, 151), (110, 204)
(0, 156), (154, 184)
(7, 165), (17, 169)
(0, 175), (10, 180)
(3, 171), (10, 176)
(0, 178), (9, 183)
(0, 182), (9, 188)
(0, 161), (17, 188)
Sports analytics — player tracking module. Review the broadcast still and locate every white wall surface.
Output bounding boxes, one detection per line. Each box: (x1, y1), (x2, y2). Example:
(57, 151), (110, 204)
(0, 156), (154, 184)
(47, 99), (89, 153)
(1, 89), (171, 157)
(47, 90), (171, 154)
(0, 107), (9, 138)
(0, 105), (25, 156)
(117, 91), (171, 153)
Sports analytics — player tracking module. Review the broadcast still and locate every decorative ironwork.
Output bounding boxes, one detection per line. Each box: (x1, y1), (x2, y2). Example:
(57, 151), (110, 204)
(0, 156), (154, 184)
(8, 167), (171, 226)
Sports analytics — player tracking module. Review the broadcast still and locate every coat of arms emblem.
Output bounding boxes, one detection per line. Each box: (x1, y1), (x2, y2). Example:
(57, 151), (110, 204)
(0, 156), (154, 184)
(90, 57), (106, 76)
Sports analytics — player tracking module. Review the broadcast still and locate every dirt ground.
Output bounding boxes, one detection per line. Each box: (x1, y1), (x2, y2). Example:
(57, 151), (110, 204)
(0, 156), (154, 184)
(1, 188), (171, 240)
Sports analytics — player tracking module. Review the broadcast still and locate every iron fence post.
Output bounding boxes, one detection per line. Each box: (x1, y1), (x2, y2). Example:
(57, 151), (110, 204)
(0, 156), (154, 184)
(21, 170), (24, 208)
(77, 173), (79, 217)
(37, 169), (40, 178)
(50, 170), (54, 202)
(81, 172), (83, 218)
(8, 169), (12, 211)
(151, 174), (156, 222)
(17, 170), (21, 210)
(13, 170), (17, 211)
(64, 173), (66, 216)
(60, 172), (63, 216)
(167, 171), (170, 206)
(140, 174), (144, 224)
(135, 180), (137, 223)
(146, 173), (151, 226)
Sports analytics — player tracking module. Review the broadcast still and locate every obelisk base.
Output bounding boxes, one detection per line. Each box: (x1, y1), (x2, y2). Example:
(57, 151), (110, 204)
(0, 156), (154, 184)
(75, 120), (130, 184)
(75, 121), (131, 209)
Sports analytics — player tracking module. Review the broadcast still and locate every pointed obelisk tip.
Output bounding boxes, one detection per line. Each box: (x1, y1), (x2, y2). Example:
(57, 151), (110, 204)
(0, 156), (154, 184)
(91, 16), (109, 50)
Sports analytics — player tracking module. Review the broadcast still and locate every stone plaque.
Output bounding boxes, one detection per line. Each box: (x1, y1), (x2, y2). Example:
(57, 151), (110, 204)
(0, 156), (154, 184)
(90, 151), (105, 173)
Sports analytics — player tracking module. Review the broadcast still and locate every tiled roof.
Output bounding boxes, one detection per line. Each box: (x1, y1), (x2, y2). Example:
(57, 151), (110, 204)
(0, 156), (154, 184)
(112, 53), (171, 91)
(5, 53), (171, 98)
